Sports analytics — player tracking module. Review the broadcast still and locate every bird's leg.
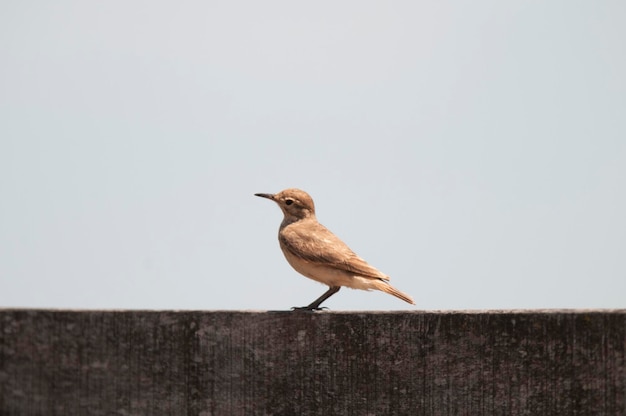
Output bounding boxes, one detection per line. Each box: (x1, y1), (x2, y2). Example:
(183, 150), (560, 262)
(292, 286), (341, 311)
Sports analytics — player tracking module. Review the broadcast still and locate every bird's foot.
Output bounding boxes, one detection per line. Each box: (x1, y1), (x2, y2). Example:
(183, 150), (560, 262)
(291, 306), (329, 312)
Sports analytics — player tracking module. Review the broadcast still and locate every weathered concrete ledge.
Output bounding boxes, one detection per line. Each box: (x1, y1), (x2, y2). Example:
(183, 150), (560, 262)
(1, 309), (624, 415)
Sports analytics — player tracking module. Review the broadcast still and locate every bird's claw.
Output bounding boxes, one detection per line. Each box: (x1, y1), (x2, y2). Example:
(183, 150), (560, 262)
(291, 306), (329, 312)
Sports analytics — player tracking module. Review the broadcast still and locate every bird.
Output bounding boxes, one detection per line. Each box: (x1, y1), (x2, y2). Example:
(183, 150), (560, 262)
(254, 188), (415, 310)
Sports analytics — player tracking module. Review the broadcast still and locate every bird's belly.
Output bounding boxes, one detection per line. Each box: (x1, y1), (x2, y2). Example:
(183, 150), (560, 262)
(281, 247), (374, 290)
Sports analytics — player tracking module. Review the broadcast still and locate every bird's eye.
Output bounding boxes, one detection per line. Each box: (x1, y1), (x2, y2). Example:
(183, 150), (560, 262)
(285, 199), (294, 205)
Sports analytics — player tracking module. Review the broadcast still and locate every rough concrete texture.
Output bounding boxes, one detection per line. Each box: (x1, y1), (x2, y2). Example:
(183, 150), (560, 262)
(0, 309), (624, 415)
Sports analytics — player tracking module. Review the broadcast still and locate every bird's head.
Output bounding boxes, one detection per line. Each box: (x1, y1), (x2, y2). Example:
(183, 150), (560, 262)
(255, 188), (316, 222)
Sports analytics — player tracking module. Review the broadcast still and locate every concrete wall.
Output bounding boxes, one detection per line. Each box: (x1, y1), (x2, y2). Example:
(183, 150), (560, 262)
(1, 309), (624, 415)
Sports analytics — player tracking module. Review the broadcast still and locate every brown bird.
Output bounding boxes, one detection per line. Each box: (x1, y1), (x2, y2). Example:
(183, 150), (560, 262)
(255, 188), (415, 310)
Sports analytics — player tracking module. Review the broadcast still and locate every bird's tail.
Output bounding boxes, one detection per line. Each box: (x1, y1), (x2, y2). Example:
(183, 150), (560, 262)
(374, 280), (415, 305)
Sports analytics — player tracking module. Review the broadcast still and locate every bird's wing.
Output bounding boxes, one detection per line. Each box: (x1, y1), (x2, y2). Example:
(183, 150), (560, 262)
(279, 221), (390, 281)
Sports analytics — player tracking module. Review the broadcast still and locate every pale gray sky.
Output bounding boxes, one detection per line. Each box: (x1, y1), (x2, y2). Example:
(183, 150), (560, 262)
(1, 1), (625, 311)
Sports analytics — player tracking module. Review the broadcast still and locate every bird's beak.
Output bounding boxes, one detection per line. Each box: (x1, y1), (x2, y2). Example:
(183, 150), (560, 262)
(254, 193), (274, 200)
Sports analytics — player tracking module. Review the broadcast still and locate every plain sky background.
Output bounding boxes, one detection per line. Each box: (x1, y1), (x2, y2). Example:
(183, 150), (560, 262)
(1, 1), (625, 311)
